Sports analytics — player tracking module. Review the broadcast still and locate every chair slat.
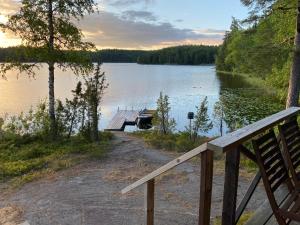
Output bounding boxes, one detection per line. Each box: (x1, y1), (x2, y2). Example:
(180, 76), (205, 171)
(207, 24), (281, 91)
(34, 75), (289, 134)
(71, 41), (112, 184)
(254, 126), (300, 225)
(271, 174), (289, 192)
(286, 131), (300, 144)
(256, 131), (277, 146)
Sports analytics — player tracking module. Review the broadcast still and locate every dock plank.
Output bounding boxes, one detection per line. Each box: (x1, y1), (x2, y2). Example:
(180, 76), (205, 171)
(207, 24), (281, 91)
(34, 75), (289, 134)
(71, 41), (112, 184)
(105, 110), (140, 131)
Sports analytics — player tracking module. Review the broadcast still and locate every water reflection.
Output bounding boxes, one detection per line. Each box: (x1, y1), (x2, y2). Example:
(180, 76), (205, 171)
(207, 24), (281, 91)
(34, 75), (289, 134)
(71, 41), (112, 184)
(0, 63), (279, 136)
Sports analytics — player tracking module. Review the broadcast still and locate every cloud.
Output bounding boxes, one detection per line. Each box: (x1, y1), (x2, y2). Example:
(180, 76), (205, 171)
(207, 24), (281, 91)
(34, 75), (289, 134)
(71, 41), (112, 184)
(107, 0), (154, 7)
(175, 19), (183, 23)
(121, 10), (157, 22)
(194, 29), (226, 36)
(0, 0), (224, 49)
(79, 11), (224, 49)
(0, 0), (20, 15)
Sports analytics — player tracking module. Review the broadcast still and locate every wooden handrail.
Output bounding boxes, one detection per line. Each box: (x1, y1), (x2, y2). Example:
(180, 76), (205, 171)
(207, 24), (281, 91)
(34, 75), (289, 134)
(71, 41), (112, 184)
(121, 143), (208, 194)
(122, 107), (300, 195)
(208, 107), (300, 152)
(121, 108), (300, 225)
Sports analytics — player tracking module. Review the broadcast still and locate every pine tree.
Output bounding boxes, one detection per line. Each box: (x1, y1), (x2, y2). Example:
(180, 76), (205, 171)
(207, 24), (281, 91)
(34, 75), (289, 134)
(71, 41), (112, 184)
(193, 96), (213, 138)
(153, 92), (176, 135)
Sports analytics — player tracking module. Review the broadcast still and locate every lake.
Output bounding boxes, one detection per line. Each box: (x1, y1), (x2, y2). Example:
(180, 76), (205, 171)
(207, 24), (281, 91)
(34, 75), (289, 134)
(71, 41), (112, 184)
(0, 63), (278, 136)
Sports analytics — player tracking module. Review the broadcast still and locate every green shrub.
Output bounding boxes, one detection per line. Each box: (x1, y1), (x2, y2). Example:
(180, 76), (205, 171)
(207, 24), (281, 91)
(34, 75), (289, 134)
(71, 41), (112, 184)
(0, 132), (112, 184)
(133, 131), (208, 152)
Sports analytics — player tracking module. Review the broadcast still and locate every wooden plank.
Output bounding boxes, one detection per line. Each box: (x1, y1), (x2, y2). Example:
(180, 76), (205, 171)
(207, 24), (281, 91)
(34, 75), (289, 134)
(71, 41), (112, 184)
(245, 184), (290, 225)
(145, 179), (155, 225)
(222, 146), (240, 225)
(208, 107), (300, 152)
(235, 172), (261, 224)
(199, 150), (213, 225)
(106, 110), (140, 131)
(239, 145), (257, 164)
(121, 143), (208, 194)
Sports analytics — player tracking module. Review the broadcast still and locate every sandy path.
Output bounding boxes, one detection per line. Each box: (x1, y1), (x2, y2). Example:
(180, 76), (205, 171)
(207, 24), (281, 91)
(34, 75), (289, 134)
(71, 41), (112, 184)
(0, 132), (266, 225)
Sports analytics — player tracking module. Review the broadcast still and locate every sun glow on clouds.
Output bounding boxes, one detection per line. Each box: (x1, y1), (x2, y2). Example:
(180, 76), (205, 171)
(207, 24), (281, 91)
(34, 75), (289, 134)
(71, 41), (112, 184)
(0, 0), (225, 49)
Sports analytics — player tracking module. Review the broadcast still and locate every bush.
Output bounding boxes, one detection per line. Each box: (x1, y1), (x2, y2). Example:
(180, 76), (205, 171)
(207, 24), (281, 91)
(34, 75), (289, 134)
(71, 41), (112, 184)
(133, 131), (208, 152)
(0, 132), (112, 184)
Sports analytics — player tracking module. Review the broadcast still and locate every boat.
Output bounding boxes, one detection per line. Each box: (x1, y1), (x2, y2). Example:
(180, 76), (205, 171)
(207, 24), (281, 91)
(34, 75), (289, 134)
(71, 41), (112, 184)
(137, 109), (154, 129)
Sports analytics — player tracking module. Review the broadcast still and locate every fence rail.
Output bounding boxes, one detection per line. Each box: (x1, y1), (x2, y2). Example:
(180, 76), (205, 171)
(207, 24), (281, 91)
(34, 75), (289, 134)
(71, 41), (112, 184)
(121, 107), (300, 225)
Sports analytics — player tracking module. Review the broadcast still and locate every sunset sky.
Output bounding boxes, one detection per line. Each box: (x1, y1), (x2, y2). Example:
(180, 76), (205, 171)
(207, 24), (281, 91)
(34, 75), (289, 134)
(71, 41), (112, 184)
(0, 0), (249, 49)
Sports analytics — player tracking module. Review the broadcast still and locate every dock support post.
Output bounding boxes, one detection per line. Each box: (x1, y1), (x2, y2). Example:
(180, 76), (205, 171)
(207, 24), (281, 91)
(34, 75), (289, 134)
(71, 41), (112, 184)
(145, 179), (155, 225)
(199, 150), (214, 225)
(222, 147), (240, 225)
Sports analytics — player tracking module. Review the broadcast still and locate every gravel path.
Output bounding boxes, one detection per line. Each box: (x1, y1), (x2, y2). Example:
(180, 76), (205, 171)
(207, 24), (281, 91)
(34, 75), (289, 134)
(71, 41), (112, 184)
(0, 132), (266, 225)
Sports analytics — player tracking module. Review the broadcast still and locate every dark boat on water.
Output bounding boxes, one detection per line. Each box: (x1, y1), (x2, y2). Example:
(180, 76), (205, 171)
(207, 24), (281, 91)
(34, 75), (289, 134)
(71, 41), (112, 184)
(137, 109), (155, 129)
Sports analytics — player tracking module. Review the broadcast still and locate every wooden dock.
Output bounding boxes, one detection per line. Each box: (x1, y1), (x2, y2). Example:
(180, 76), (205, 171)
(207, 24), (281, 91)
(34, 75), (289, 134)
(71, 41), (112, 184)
(105, 110), (140, 131)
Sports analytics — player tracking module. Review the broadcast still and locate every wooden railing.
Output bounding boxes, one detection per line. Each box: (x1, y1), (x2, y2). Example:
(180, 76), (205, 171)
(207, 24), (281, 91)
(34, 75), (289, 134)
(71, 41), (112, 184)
(121, 107), (300, 225)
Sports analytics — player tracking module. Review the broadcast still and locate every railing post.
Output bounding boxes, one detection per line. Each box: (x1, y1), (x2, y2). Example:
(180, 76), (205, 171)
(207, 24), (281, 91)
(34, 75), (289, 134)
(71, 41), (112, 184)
(199, 149), (214, 225)
(145, 179), (155, 225)
(222, 147), (240, 225)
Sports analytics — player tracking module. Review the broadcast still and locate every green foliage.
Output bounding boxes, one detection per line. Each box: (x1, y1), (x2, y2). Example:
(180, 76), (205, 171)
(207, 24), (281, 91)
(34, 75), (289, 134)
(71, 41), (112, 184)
(0, 0), (99, 139)
(214, 89), (284, 131)
(0, 45), (218, 65)
(214, 211), (254, 225)
(133, 131), (208, 153)
(0, 0), (97, 76)
(213, 101), (224, 136)
(137, 45), (218, 65)
(1, 63), (108, 141)
(216, 0), (296, 101)
(3, 101), (50, 138)
(0, 132), (112, 184)
(91, 49), (148, 63)
(153, 92), (176, 135)
(193, 96), (213, 137)
(82, 63), (108, 141)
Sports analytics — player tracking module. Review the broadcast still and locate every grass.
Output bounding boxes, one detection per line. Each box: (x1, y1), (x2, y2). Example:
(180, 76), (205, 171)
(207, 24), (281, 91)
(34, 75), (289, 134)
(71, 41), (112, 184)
(132, 131), (210, 153)
(0, 132), (113, 189)
(133, 130), (259, 176)
(213, 212), (254, 225)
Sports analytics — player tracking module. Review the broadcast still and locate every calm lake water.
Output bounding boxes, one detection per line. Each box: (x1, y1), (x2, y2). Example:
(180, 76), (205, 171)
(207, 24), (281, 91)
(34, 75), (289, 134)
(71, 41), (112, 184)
(0, 63), (257, 136)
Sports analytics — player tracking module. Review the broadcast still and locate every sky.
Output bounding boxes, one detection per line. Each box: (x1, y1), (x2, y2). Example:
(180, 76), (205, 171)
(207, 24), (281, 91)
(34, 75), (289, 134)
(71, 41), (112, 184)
(0, 0), (249, 50)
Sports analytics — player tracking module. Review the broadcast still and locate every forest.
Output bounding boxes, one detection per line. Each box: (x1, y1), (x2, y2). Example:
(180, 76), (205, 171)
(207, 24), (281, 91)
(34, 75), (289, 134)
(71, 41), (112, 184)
(0, 45), (218, 65)
(216, 0), (295, 102)
(137, 45), (218, 65)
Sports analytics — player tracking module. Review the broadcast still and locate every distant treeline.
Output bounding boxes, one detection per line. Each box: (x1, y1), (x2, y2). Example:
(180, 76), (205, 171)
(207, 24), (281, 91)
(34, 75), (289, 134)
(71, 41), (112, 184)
(0, 45), (218, 65)
(91, 49), (148, 63)
(137, 45), (218, 65)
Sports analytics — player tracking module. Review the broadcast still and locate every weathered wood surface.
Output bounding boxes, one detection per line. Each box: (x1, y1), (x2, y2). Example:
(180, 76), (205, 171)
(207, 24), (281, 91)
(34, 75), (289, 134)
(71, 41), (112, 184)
(208, 107), (300, 152)
(199, 150), (213, 225)
(121, 143), (208, 194)
(252, 129), (299, 225)
(245, 184), (290, 225)
(222, 147), (240, 225)
(145, 179), (155, 225)
(239, 145), (257, 163)
(105, 110), (140, 131)
(235, 172), (261, 224)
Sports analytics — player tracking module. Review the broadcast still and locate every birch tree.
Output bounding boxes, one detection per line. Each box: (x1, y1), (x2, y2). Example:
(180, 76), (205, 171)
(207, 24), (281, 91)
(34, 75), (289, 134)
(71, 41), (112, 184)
(0, 0), (97, 139)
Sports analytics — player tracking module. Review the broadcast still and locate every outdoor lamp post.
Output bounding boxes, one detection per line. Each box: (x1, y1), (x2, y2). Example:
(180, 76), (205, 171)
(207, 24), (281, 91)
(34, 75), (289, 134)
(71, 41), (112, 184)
(187, 112), (194, 140)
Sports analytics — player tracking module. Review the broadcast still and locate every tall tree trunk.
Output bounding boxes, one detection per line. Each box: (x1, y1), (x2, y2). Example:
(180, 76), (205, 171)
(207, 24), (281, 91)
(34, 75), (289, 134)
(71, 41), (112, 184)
(286, 0), (300, 108)
(48, 0), (56, 138)
(48, 63), (56, 138)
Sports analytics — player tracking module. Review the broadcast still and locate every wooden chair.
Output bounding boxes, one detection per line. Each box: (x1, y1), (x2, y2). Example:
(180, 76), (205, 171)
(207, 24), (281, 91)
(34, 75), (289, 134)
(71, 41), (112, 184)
(252, 129), (300, 224)
(279, 119), (300, 188)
